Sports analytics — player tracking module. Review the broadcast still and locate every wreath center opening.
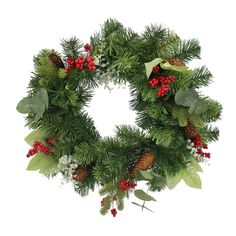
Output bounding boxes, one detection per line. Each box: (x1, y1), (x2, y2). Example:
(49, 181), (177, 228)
(86, 84), (136, 137)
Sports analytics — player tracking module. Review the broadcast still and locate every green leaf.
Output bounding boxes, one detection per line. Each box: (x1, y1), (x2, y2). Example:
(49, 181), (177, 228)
(27, 153), (57, 174)
(160, 61), (189, 72)
(134, 189), (156, 201)
(27, 153), (42, 171)
(189, 158), (203, 172)
(39, 88), (49, 110)
(24, 129), (46, 146)
(31, 98), (45, 122)
(145, 58), (163, 78)
(131, 202), (154, 212)
(175, 88), (199, 107)
(172, 106), (188, 127)
(16, 97), (33, 114)
(193, 100), (208, 115)
(166, 174), (182, 189)
(182, 172), (201, 189)
(139, 170), (154, 180)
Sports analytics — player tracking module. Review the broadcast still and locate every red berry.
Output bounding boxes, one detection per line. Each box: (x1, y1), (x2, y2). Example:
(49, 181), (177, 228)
(153, 66), (159, 74)
(111, 208), (117, 217)
(66, 58), (75, 66)
(84, 43), (92, 52)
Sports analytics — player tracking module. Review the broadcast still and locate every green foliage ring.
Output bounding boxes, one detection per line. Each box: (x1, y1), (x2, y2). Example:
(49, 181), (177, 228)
(17, 19), (222, 216)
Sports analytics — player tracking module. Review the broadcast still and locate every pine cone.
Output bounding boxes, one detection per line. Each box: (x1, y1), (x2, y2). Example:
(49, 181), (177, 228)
(48, 53), (65, 68)
(183, 121), (199, 139)
(130, 150), (155, 177)
(73, 166), (91, 182)
(168, 58), (186, 67)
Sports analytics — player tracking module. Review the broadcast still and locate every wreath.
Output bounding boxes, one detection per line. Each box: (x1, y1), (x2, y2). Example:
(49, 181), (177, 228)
(17, 19), (222, 217)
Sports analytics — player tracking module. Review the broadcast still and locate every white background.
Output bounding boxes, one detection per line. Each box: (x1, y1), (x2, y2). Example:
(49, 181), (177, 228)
(0, 0), (235, 235)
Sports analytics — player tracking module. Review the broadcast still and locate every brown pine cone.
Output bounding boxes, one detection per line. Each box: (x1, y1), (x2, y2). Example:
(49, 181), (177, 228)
(183, 121), (199, 139)
(48, 53), (65, 68)
(168, 58), (186, 67)
(73, 166), (91, 182)
(130, 150), (155, 177)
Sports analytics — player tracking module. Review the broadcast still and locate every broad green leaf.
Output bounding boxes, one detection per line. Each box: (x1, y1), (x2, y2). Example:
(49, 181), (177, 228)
(145, 58), (163, 78)
(131, 202), (154, 212)
(193, 100), (208, 115)
(134, 189), (156, 201)
(189, 158), (203, 172)
(38, 157), (58, 174)
(16, 97), (33, 114)
(27, 153), (57, 174)
(182, 171), (201, 189)
(26, 153), (42, 170)
(166, 174), (182, 189)
(139, 170), (154, 180)
(160, 61), (189, 72)
(24, 129), (45, 146)
(175, 88), (199, 107)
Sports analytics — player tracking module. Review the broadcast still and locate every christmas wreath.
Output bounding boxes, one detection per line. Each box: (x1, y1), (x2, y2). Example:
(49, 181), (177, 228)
(17, 19), (222, 217)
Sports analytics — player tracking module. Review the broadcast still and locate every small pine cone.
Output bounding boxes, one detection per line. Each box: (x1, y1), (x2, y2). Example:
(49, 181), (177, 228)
(183, 121), (199, 139)
(48, 53), (65, 68)
(168, 58), (186, 67)
(73, 166), (91, 182)
(130, 150), (155, 177)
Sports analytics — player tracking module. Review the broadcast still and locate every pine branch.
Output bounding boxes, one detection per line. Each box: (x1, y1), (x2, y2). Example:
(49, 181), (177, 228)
(61, 37), (83, 59)
(190, 66), (213, 88)
(175, 39), (201, 62)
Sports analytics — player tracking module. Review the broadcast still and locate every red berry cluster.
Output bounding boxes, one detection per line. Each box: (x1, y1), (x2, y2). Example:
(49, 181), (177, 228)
(65, 43), (96, 73)
(111, 208), (117, 217)
(192, 135), (211, 158)
(148, 66), (176, 97)
(26, 141), (50, 158)
(119, 179), (137, 192)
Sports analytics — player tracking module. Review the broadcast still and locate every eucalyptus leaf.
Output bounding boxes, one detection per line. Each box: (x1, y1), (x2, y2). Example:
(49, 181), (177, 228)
(39, 88), (49, 109)
(175, 88), (199, 107)
(193, 100), (208, 115)
(16, 97), (33, 114)
(139, 170), (154, 180)
(145, 58), (163, 78)
(134, 189), (156, 201)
